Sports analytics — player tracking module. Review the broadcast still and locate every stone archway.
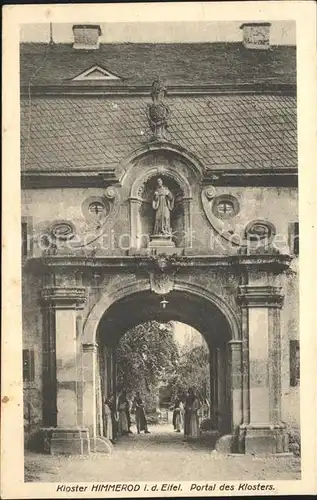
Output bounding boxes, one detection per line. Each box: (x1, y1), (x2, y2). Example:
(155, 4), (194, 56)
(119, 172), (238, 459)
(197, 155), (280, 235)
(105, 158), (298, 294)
(81, 278), (243, 452)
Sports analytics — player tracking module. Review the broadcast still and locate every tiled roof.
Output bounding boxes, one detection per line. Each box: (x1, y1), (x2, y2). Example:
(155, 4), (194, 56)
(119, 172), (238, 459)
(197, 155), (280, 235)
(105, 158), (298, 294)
(21, 94), (297, 171)
(20, 42), (296, 86)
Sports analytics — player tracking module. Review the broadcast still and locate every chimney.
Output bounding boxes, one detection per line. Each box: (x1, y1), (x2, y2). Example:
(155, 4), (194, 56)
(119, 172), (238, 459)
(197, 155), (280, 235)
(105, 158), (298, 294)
(240, 22), (271, 50)
(72, 24), (102, 50)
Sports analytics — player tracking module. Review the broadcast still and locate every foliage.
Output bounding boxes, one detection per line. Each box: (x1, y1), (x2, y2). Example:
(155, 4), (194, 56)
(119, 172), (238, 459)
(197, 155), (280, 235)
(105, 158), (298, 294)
(171, 343), (210, 400)
(288, 427), (301, 456)
(116, 321), (179, 410)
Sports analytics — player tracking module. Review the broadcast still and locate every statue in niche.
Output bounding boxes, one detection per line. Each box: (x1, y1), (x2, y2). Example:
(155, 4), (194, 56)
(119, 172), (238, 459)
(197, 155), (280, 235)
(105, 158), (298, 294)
(152, 178), (174, 236)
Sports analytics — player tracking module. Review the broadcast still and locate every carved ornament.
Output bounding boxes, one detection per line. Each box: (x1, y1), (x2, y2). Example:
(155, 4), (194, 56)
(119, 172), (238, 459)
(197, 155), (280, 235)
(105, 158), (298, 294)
(237, 285), (284, 308)
(149, 271), (176, 296)
(51, 220), (76, 241)
(147, 79), (170, 141)
(41, 286), (87, 309)
(201, 186), (242, 246)
(140, 253), (189, 296)
(244, 220), (276, 242)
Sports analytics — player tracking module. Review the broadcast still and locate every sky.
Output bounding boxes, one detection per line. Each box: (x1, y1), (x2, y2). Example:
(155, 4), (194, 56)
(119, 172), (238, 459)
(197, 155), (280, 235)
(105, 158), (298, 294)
(171, 322), (204, 348)
(20, 21), (296, 44)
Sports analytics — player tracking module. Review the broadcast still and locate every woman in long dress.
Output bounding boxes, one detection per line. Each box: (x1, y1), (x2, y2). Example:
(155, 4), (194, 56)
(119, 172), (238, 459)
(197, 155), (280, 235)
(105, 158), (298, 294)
(184, 388), (200, 439)
(104, 395), (116, 443)
(171, 395), (184, 433)
(117, 391), (130, 435)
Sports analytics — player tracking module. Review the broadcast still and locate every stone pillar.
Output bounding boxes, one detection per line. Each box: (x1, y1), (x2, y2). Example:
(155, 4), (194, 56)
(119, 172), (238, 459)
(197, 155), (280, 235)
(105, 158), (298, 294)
(228, 340), (243, 435)
(210, 349), (219, 422)
(216, 347), (227, 434)
(237, 284), (288, 454)
(82, 342), (98, 440)
(42, 286), (90, 455)
(81, 342), (112, 453)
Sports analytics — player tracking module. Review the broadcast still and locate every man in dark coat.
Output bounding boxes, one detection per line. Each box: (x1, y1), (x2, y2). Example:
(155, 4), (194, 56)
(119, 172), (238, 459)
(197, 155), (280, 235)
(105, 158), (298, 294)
(133, 392), (150, 434)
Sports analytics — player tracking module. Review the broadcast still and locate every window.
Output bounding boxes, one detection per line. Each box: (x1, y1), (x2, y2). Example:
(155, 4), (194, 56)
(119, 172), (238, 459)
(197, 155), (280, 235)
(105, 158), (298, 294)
(23, 349), (35, 382)
(212, 195), (240, 219)
(72, 65), (121, 81)
(22, 222), (28, 259)
(290, 340), (300, 387)
(88, 201), (106, 216)
(217, 201), (234, 216)
(22, 217), (33, 259)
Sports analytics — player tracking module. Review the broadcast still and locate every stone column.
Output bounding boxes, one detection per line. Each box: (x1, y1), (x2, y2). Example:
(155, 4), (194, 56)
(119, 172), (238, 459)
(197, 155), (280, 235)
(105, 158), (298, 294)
(81, 341), (112, 453)
(42, 286), (90, 455)
(228, 340), (243, 435)
(82, 342), (98, 441)
(237, 284), (288, 454)
(216, 347), (227, 434)
(210, 349), (219, 422)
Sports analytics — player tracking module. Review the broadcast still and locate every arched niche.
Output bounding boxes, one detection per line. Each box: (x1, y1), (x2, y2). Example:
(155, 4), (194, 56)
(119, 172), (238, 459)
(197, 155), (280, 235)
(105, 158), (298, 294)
(129, 166), (192, 252)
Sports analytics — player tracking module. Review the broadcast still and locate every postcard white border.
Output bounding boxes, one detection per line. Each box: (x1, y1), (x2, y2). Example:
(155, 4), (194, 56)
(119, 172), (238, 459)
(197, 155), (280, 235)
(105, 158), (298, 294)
(2, 2), (317, 498)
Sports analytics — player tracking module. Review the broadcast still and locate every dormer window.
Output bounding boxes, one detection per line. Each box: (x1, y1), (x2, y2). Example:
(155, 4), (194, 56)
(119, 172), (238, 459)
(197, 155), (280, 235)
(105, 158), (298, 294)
(72, 65), (121, 81)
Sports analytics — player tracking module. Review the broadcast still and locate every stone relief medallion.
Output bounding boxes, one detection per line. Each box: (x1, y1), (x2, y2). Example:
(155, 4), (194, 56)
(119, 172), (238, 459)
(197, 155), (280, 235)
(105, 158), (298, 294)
(51, 220), (76, 240)
(239, 219), (278, 255)
(245, 220), (276, 243)
(201, 186), (241, 247)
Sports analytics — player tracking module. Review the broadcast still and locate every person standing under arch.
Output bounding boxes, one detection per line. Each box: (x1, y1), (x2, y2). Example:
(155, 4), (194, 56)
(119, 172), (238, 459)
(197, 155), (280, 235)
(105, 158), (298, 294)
(171, 393), (184, 433)
(133, 392), (150, 434)
(104, 395), (117, 443)
(184, 388), (200, 439)
(117, 390), (131, 435)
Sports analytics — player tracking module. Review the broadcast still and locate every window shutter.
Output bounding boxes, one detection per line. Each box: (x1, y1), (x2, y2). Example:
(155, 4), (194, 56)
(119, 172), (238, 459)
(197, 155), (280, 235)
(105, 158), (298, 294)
(289, 222), (299, 256)
(23, 349), (35, 382)
(290, 340), (300, 387)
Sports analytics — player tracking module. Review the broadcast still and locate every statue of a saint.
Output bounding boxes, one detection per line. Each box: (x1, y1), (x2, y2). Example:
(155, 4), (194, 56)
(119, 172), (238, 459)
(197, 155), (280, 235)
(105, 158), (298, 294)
(152, 178), (174, 236)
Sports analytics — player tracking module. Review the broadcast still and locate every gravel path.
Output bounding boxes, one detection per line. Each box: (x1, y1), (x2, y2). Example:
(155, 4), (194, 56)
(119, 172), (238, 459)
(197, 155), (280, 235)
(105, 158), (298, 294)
(25, 424), (301, 482)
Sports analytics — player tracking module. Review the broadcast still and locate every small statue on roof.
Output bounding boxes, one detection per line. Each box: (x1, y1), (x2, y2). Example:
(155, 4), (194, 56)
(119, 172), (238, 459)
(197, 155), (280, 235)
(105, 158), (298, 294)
(147, 78), (170, 141)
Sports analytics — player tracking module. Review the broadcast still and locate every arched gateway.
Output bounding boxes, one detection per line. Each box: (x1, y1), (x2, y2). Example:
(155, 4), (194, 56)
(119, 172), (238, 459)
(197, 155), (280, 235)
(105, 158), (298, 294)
(83, 280), (241, 449)
(35, 138), (294, 456)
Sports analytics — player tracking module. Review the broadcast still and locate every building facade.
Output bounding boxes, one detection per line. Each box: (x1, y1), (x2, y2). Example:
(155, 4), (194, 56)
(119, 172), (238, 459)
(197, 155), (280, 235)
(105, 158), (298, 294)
(21, 23), (299, 455)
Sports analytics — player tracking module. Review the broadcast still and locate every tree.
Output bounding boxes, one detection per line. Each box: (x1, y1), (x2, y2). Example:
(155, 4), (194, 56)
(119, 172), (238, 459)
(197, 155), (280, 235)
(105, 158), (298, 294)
(116, 321), (179, 410)
(172, 343), (210, 400)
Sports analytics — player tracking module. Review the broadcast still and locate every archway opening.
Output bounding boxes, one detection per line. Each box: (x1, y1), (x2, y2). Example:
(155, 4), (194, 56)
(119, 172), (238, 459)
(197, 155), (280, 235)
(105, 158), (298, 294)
(114, 320), (211, 433)
(93, 288), (237, 446)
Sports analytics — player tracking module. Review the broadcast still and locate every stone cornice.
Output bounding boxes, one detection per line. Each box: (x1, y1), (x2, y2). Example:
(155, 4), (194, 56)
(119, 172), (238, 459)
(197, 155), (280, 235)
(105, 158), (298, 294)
(41, 286), (87, 309)
(20, 82), (296, 97)
(21, 169), (119, 189)
(28, 254), (292, 275)
(237, 285), (284, 308)
(203, 168), (298, 187)
(21, 168), (297, 189)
